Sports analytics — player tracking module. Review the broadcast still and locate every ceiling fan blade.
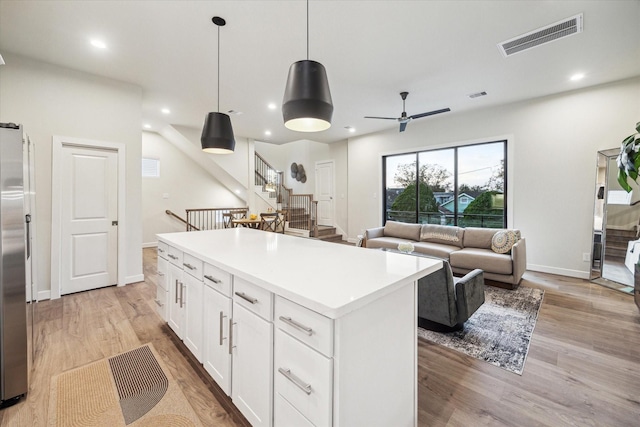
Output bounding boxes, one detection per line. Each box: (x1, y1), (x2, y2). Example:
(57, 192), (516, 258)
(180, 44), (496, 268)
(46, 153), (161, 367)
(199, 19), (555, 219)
(364, 116), (398, 120)
(399, 122), (408, 132)
(409, 108), (451, 120)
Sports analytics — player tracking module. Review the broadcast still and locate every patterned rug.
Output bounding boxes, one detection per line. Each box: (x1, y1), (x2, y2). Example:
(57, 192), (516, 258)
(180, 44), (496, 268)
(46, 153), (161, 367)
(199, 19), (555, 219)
(48, 344), (202, 426)
(418, 286), (544, 375)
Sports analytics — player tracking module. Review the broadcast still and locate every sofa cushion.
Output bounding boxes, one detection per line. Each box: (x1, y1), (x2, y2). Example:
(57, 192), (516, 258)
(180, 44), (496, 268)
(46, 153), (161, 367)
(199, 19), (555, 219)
(491, 230), (518, 254)
(413, 242), (460, 260)
(383, 221), (422, 241)
(462, 227), (498, 249)
(420, 224), (464, 248)
(450, 248), (513, 275)
(365, 236), (413, 250)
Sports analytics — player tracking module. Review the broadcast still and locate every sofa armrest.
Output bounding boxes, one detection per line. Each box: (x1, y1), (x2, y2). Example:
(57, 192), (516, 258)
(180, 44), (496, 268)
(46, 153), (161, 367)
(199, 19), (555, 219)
(454, 269), (485, 323)
(363, 227), (384, 247)
(512, 238), (527, 284)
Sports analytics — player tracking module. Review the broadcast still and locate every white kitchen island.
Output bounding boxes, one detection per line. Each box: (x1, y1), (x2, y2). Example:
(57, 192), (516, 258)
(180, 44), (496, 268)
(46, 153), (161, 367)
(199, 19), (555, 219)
(156, 228), (442, 427)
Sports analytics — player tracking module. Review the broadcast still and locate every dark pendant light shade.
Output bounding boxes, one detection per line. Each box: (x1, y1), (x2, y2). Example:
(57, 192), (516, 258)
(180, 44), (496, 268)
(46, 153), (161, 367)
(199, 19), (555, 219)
(201, 16), (235, 154)
(201, 112), (235, 154)
(283, 60), (333, 132)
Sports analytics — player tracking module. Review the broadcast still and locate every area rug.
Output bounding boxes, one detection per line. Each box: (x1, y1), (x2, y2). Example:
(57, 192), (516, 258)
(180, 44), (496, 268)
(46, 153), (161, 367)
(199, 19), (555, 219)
(417, 286), (544, 375)
(48, 344), (202, 426)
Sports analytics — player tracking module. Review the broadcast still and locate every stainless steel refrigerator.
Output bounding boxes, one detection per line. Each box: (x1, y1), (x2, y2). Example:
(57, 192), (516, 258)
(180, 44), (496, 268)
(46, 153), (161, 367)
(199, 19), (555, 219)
(0, 122), (28, 406)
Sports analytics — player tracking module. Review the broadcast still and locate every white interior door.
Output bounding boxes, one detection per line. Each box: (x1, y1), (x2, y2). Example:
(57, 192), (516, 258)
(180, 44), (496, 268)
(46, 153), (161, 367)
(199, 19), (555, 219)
(315, 160), (334, 227)
(60, 146), (118, 295)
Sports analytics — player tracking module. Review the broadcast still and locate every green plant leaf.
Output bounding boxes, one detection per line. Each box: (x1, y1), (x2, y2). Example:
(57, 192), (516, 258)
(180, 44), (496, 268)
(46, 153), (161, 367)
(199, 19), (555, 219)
(635, 121), (640, 133)
(618, 168), (633, 192)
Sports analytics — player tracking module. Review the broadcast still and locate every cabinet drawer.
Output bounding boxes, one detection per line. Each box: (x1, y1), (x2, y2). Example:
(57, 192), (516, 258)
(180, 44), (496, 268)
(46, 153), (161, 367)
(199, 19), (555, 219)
(167, 245), (183, 267)
(203, 262), (232, 297)
(275, 392), (315, 427)
(157, 256), (168, 291)
(182, 253), (203, 281)
(157, 241), (168, 259)
(155, 285), (168, 321)
(274, 329), (332, 427)
(275, 296), (333, 357)
(233, 277), (273, 321)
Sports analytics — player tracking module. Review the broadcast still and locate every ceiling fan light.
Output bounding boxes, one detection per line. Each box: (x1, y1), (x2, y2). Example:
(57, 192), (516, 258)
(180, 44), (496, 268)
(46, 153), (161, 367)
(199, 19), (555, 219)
(201, 112), (235, 154)
(283, 60), (333, 132)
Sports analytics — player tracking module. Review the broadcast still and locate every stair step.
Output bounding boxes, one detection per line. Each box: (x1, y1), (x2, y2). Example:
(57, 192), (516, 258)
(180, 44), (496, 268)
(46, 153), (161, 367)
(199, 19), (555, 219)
(316, 226), (337, 237)
(316, 233), (343, 243)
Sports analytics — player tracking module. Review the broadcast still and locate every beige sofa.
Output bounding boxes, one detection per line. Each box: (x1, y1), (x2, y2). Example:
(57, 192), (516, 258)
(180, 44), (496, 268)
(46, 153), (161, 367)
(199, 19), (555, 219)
(364, 221), (526, 289)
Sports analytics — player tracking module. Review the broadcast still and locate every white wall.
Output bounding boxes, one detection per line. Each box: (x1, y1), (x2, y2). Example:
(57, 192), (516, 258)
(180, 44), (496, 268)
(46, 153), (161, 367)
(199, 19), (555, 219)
(329, 140), (349, 237)
(347, 76), (640, 278)
(141, 132), (246, 246)
(255, 139), (331, 195)
(0, 53), (143, 298)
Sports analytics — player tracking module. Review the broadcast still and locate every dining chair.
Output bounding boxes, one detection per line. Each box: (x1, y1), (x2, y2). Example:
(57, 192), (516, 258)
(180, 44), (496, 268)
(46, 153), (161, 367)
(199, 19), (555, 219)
(260, 212), (278, 232)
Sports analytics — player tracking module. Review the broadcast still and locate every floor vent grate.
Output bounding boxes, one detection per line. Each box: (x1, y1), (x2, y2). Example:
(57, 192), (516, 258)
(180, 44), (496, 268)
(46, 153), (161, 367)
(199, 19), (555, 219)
(498, 13), (583, 57)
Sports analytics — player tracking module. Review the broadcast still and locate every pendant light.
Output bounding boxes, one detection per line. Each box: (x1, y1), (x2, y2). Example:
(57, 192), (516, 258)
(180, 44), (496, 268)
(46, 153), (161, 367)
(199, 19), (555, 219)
(201, 16), (236, 154)
(282, 0), (333, 132)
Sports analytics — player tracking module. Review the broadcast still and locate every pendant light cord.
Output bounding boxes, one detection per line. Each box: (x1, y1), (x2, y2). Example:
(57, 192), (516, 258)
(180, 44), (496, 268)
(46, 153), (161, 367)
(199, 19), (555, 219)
(306, 0), (309, 60)
(217, 24), (220, 113)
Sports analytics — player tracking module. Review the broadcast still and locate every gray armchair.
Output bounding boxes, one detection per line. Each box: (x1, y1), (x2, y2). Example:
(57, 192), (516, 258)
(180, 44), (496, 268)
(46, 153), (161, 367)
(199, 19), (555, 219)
(417, 260), (485, 332)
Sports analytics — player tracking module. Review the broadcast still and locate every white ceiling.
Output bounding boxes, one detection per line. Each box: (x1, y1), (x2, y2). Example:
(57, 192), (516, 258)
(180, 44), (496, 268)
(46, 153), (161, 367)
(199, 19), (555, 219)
(1, 1), (639, 144)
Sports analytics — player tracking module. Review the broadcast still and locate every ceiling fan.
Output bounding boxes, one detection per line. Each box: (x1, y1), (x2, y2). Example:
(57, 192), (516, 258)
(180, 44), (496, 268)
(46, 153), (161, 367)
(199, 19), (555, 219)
(365, 92), (451, 132)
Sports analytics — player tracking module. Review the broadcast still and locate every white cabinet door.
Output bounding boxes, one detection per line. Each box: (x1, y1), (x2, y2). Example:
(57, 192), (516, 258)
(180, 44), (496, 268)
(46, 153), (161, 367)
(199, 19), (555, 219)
(231, 302), (273, 427)
(203, 285), (232, 395)
(168, 263), (184, 338)
(183, 273), (204, 362)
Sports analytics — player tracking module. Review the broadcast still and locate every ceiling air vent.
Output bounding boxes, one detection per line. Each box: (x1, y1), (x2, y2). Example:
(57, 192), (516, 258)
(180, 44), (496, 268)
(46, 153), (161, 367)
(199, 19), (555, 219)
(498, 13), (583, 57)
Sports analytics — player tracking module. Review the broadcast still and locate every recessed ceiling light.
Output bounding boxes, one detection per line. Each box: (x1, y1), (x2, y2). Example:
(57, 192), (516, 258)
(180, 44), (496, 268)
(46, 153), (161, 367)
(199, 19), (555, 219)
(143, 124), (152, 129)
(570, 73), (585, 81)
(268, 103), (277, 110)
(90, 39), (107, 49)
(264, 130), (272, 136)
(227, 110), (243, 115)
(161, 108), (170, 114)
(344, 126), (356, 133)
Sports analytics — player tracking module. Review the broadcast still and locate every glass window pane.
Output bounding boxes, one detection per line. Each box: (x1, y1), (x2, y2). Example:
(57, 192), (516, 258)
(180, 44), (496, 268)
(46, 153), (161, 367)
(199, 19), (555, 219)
(384, 153), (417, 223)
(418, 149), (454, 225)
(457, 142), (505, 228)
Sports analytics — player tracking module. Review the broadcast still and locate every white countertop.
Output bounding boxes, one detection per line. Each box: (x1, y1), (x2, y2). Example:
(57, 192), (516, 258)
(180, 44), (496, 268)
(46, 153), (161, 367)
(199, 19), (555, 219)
(157, 228), (442, 318)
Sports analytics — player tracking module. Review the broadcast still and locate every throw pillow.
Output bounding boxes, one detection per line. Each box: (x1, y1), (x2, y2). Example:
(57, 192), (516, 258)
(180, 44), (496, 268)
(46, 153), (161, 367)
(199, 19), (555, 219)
(491, 230), (517, 254)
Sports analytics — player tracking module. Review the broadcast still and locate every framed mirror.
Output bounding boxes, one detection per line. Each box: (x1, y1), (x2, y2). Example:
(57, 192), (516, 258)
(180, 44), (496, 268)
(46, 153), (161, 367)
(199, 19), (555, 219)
(591, 148), (639, 294)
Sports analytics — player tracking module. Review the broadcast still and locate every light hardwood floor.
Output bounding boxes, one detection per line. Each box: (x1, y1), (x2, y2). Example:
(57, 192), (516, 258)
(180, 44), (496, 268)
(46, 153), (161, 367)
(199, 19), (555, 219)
(1, 248), (639, 426)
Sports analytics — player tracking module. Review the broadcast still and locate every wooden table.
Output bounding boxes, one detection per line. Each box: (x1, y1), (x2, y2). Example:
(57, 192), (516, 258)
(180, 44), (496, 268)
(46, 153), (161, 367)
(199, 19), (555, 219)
(231, 218), (262, 229)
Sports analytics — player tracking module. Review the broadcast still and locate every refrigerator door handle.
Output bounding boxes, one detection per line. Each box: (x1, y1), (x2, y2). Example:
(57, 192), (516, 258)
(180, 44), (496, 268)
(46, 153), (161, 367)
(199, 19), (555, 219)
(25, 214), (31, 259)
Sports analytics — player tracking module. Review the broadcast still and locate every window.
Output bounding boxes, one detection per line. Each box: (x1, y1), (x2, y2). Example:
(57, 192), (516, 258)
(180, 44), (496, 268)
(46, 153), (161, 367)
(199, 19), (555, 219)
(383, 141), (506, 228)
(142, 158), (160, 177)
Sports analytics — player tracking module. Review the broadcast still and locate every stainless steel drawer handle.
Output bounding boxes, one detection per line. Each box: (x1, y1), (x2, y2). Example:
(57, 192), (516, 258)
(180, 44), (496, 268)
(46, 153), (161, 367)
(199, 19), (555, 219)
(175, 280), (179, 304)
(183, 263), (196, 270)
(154, 299), (163, 307)
(168, 254), (178, 260)
(158, 272), (165, 277)
(204, 275), (221, 284)
(219, 311), (227, 346)
(234, 291), (258, 304)
(278, 367), (312, 395)
(158, 248), (164, 253)
(180, 282), (185, 308)
(279, 316), (313, 336)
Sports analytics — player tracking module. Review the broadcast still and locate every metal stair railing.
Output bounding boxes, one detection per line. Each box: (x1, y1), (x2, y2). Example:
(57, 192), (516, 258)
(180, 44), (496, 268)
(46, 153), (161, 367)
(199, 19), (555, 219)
(167, 207), (249, 231)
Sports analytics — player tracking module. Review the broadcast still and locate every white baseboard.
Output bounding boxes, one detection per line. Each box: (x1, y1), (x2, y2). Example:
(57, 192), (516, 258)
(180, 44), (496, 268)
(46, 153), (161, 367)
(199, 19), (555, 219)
(37, 290), (51, 301)
(527, 264), (590, 279)
(142, 242), (158, 248)
(126, 274), (145, 284)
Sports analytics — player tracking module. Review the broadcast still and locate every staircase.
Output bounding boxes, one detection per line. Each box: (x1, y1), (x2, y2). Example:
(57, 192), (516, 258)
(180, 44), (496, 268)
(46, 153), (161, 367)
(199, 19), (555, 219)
(605, 228), (636, 261)
(315, 225), (343, 243)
